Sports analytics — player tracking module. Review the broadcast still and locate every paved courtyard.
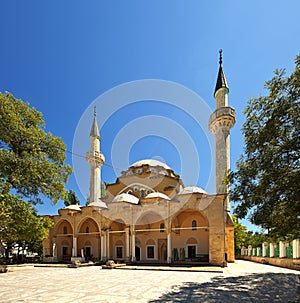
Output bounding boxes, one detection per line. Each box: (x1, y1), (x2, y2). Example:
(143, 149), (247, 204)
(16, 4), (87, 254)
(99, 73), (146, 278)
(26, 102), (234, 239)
(0, 260), (299, 302)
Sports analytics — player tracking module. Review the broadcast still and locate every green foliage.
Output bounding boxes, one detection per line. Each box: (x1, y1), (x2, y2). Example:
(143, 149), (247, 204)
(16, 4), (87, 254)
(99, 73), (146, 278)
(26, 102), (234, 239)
(233, 215), (248, 250)
(64, 189), (80, 207)
(0, 190), (53, 257)
(229, 55), (300, 239)
(0, 92), (72, 204)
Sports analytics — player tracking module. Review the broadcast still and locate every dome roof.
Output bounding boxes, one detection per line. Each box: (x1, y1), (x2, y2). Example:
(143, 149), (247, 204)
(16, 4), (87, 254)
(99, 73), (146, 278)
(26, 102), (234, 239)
(178, 186), (208, 195)
(131, 159), (171, 170)
(89, 200), (108, 209)
(112, 193), (139, 205)
(145, 192), (171, 200)
(64, 204), (81, 212)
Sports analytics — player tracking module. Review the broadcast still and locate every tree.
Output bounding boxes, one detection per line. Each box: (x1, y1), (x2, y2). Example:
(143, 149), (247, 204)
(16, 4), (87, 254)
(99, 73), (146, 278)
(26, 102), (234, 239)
(229, 55), (300, 239)
(233, 215), (248, 252)
(64, 189), (80, 207)
(0, 92), (72, 204)
(0, 190), (52, 260)
(0, 92), (72, 261)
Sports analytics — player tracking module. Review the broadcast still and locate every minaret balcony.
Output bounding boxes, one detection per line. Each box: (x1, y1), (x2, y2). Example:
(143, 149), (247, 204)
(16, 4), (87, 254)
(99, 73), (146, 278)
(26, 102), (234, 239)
(86, 151), (105, 166)
(209, 106), (236, 134)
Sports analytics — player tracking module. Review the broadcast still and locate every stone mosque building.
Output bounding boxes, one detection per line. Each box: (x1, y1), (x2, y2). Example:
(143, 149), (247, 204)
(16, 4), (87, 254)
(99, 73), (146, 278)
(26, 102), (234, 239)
(43, 52), (236, 266)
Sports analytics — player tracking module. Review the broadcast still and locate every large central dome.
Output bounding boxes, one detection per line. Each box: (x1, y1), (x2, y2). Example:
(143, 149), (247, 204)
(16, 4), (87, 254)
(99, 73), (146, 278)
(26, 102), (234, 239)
(131, 159), (171, 170)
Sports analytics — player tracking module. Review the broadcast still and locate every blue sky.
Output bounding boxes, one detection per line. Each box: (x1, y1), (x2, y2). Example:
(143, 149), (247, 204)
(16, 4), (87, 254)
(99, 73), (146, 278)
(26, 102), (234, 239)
(1, 1), (299, 231)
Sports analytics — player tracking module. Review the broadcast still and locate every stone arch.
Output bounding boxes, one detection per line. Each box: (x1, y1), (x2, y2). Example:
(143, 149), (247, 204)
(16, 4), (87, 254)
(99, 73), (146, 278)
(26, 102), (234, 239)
(54, 219), (73, 235)
(135, 210), (164, 228)
(77, 217), (99, 234)
(110, 218), (126, 231)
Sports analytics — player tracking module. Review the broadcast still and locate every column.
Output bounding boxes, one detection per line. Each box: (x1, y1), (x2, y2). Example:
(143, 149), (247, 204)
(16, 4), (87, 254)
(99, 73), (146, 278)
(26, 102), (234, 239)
(257, 247), (261, 257)
(270, 243), (274, 257)
(103, 233), (107, 260)
(279, 241), (286, 258)
(248, 245), (252, 256)
(167, 232), (172, 264)
(131, 231), (136, 262)
(125, 227), (130, 261)
(293, 239), (300, 259)
(72, 237), (77, 257)
(106, 230), (110, 259)
(100, 235), (104, 260)
(262, 242), (268, 257)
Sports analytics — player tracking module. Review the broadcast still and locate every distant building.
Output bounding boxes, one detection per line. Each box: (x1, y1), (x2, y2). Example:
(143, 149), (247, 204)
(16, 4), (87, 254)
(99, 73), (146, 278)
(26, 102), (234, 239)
(43, 51), (236, 266)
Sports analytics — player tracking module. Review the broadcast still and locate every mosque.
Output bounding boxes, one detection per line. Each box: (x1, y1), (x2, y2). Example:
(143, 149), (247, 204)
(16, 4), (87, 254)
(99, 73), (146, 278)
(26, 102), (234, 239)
(42, 52), (236, 266)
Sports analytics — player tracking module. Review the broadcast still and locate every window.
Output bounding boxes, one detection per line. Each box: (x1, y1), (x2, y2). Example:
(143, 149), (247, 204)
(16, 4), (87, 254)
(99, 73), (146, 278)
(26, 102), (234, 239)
(146, 189), (152, 195)
(192, 220), (197, 230)
(116, 246), (123, 259)
(63, 226), (67, 234)
(136, 169), (142, 174)
(127, 190), (133, 194)
(160, 223), (165, 233)
(86, 226), (89, 233)
(147, 246), (155, 259)
(133, 187), (138, 192)
(140, 189), (145, 198)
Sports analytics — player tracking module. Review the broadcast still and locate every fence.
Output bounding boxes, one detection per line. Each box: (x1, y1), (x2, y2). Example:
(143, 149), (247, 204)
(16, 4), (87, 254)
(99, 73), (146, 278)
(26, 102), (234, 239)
(240, 238), (300, 259)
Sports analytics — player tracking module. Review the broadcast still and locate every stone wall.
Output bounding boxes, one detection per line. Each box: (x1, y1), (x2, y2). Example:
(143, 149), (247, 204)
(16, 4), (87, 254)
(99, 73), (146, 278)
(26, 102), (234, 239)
(237, 255), (300, 271)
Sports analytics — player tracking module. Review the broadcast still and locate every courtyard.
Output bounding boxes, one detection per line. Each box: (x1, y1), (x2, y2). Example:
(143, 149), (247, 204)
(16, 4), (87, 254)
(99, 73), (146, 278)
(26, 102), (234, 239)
(0, 260), (299, 302)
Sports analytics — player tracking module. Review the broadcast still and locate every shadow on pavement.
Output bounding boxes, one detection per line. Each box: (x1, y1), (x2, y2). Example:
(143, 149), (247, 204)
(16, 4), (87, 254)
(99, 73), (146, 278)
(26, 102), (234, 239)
(149, 273), (300, 303)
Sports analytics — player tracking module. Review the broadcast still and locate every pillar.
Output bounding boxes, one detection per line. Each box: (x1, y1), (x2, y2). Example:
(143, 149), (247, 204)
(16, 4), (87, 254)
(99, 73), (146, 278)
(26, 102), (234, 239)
(131, 232), (136, 262)
(279, 241), (286, 258)
(72, 237), (77, 257)
(293, 239), (300, 259)
(270, 243), (275, 257)
(106, 230), (110, 259)
(100, 235), (104, 260)
(262, 242), (268, 257)
(125, 227), (130, 261)
(167, 232), (172, 264)
(103, 233), (107, 260)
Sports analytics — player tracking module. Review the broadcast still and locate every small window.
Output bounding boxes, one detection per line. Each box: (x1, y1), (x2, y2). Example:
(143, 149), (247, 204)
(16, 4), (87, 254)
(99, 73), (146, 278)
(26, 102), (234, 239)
(86, 226), (89, 233)
(63, 226), (67, 234)
(147, 246), (155, 259)
(136, 169), (142, 174)
(127, 190), (133, 194)
(140, 189), (145, 198)
(133, 187), (138, 192)
(160, 223), (165, 233)
(146, 189), (152, 195)
(192, 220), (197, 230)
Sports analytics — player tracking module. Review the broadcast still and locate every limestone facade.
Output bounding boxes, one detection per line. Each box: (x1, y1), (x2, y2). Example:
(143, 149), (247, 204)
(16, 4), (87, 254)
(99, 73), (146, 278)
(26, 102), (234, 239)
(43, 52), (236, 266)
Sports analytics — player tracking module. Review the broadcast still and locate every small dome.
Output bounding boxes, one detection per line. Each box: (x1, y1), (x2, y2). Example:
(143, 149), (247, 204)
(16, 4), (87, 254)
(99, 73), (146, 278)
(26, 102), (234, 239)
(178, 186), (207, 195)
(64, 204), (81, 211)
(112, 193), (139, 205)
(89, 200), (108, 209)
(145, 192), (171, 200)
(131, 159), (171, 170)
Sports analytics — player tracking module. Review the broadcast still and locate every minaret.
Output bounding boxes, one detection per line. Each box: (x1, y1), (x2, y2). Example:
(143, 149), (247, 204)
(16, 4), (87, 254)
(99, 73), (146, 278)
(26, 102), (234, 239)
(86, 107), (105, 203)
(209, 50), (236, 212)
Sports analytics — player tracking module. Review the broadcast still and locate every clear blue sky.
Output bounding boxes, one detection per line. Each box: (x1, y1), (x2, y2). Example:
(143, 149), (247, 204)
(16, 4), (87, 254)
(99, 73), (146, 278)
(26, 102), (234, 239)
(1, 1), (299, 231)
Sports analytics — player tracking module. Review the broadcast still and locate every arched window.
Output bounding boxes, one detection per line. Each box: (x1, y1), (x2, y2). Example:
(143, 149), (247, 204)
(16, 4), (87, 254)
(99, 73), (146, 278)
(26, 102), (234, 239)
(192, 220), (197, 230)
(160, 223), (165, 233)
(140, 189), (145, 198)
(86, 226), (89, 234)
(63, 226), (67, 234)
(127, 190), (133, 195)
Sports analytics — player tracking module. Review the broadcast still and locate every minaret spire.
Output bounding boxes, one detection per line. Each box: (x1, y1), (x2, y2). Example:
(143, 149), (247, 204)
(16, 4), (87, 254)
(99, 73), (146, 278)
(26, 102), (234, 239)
(209, 50), (236, 212)
(86, 107), (105, 203)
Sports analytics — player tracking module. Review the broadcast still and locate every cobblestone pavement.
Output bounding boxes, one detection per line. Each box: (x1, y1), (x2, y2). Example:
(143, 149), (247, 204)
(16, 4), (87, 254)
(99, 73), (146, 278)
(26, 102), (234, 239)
(0, 260), (299, 302)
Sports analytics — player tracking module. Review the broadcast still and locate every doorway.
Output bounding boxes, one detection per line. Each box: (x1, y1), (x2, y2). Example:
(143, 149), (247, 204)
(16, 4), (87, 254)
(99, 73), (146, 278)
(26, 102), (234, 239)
(187, 245), (196, 259)
(135, 246), (141, 261)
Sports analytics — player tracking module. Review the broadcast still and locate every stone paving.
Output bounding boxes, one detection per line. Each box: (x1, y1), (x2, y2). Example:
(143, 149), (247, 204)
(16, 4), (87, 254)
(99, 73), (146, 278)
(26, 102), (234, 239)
(0, 260), (299, 302)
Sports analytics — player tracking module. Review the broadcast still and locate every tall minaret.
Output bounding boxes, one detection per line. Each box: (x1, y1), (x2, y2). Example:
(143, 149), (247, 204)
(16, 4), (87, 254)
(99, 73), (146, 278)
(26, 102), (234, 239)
(86, 107), (105, 203)
(209, 50), (236, 212)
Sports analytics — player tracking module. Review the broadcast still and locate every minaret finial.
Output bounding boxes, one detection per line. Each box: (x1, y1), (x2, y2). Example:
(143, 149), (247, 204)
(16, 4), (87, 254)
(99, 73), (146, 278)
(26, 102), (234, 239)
(219, 49), (223, 66)
(94, 106), (96, 117)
